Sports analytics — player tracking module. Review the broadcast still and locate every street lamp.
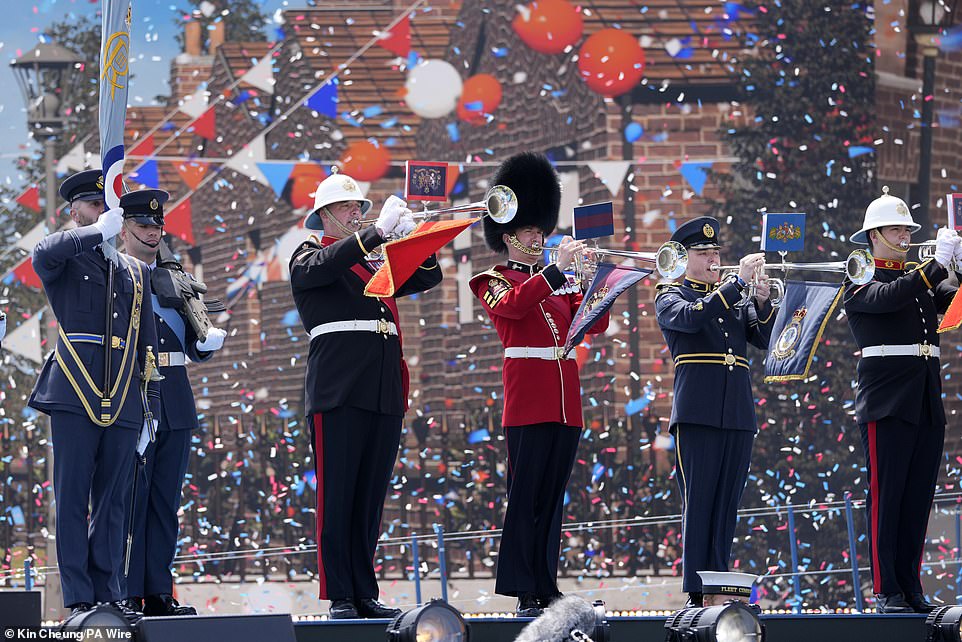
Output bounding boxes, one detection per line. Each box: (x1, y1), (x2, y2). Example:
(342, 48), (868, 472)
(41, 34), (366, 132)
(10, 38), (84, 621)
(908, 0), (958, 232)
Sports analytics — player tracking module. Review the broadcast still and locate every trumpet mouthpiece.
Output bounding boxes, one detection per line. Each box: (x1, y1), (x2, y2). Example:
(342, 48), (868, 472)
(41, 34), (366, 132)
(899, 241), (909, 249)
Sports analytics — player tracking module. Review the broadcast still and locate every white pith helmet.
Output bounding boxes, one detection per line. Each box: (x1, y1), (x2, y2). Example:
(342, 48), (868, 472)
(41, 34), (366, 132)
(851, 186), (920, 245)
(303, 166), (372, 231)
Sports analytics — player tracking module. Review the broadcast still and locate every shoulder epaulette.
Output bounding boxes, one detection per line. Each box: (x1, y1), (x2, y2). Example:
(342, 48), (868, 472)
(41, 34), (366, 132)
(655, 281), (683, 297)
(471, 267), (511, 286)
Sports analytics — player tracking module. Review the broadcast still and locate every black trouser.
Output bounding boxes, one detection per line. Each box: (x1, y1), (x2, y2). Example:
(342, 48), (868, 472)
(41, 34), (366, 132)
(495, 423), (581, 598)
(672, 423), (754, 593)
(859, 414), (944, 595)
(309, 406), (401, 600)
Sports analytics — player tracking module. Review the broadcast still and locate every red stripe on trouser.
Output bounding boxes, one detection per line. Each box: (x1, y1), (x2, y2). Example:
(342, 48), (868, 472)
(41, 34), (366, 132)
(868, 421), (881, 593)
(313, 413), (328, 599)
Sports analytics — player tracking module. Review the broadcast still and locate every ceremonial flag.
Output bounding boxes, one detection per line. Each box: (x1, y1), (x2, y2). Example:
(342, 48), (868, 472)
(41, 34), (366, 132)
(364, 218), (478, 297)
(939, 291), (962, 332)
(573, 201), (614, 240)
(761, 212), (805, 253)
(100, 0), (132, 209)
(563, 262), (651, 355)
(764, 280), (843, 383)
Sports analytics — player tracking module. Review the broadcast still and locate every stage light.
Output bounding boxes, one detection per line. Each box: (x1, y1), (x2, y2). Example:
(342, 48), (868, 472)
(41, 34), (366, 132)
(61, 604), (133, 632)
(386, 599), (469, 642)
(664, 600), (764, 642)
(587, 600), (610, 642)
(926, 605), (962, 642)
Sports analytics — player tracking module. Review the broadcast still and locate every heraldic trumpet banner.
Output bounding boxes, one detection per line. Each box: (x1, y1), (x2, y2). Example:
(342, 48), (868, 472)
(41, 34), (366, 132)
(763, 280), (843, 383)
(100, 0), (132, 209)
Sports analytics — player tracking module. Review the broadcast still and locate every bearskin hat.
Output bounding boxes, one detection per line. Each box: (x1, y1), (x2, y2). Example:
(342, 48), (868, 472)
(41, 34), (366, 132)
(482, 152), (561, 253)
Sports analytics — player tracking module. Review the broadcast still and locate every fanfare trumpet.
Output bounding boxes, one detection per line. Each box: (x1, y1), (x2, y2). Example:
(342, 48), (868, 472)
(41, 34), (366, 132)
(549, 240), (689, 282)
(357, 184), (519, 229)
(709, 249), (875, 304)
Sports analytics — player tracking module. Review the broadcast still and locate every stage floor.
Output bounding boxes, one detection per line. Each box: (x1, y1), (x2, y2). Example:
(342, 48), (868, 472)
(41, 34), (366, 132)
(292, 612), (930, 642)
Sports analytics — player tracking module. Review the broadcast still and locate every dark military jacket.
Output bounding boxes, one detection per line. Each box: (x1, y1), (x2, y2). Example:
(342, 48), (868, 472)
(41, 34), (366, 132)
(844, 258), (956, 426)
(289, 227), (442, 417)
(656, 277), (775, 432)
(28, 226), (161, 430)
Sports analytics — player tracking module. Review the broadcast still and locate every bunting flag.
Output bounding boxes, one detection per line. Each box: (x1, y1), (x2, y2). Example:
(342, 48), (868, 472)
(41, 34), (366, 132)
(176, 161), (209, 190)
(305, 82), (338, 118)
(225, 134), (269, 185)
(10, 255), (43, 290)
(679, 161), (713, 196)
(257, 162), (297, 197)
(764, 280), (843, 383)
(241, 55), (275, 94)
(377, 15), (411, 57)
(166, 199), (195, 245)
(4, 311), (43, 363)
(15, 221), (47, 252)
(130, 160), (159, 188)
(16, 186), (41, 213)
(265, 225), (308, 282)
(100, 0), (132, 210)
(938, 290), (962, 332)
(192, 107), (217, 140)
(364, 218), (479, 297)
(557, 170), (581, 231)
(179, 87), (209, 119)
(563, 262), (650, 355)
(587, 161), (631, 197)
(128, 132), (154, 157)
(56, 140), (87, 175)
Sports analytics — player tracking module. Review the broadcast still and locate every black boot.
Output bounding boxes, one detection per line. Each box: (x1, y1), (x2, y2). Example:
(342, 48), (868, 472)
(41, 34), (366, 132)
(355, 598), (402, 619)
(905, 592), (936, 614)
(685, 592), (703, 608)
(116, 597), (143, 614)
(329, 599), (358, 619)
(109, 600), (144, 625)
(517, 593), (544, 618)
(65, 602), (93, 621)
(143, 594), (197, 616)
(875, 593), (913, 614)
(537, 592), (564, 608)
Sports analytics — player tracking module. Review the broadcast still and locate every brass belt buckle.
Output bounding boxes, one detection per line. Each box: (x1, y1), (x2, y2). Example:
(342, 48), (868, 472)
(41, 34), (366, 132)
(110, 336), (122, 349)
(555, 346), (565, 360)
(157, 352), (170, 367)
(724, 354), (736, 366)
(920, 343), (931, 358)
(377, 319), (389, 335)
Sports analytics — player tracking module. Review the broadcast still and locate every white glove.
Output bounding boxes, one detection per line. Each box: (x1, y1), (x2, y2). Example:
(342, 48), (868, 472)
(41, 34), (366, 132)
(394, 213), (418, 238)
(375, 195), (410, 238)
(196, 327), (227, 352)
(136, 418), (158, 459)
(92, 207), (124, 241)
(0, 314), (6, 342)
(953, 237), (962, 267)
(933, 230), (960, 268)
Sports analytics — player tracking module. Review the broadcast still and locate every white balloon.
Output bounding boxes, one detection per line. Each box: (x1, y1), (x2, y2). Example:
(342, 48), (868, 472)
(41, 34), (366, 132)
(404, 59), (463, 119)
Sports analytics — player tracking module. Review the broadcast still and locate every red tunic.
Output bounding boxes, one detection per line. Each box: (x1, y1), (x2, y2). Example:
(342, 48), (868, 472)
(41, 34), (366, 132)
(470, 263), (609, 428)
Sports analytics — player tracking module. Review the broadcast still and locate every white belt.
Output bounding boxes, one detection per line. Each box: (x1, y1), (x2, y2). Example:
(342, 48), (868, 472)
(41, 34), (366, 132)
(157, 351), (186, 367)
(861, 344), (940, 358)
(504, 346), (575, 360)
(309, 319), (398, 339)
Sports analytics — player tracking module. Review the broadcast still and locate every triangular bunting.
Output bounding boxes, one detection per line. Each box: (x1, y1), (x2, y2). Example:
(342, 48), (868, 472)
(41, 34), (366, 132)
(11, 255), (42, 290)
(225, 134), (269, 185)
(166, 198), (195, 245)
(129, 133), (155, 158)
(16, 186), (41, 213)
(4, 311), (43, 363)
(241, 56), (275, 95)
(56, 140), (86, 175)
(257, 162), (296, 198)
(15, 220), (47, 252)
(377, 15), (411, 57)
(587, 161), (631, 197)
(305, 82), (338, 118)
(176, 161), (209, 190)
(179, 87), (209, 119)
(131, 159), (159, 188)
(192, 107), (217, 141)
(679, 161), (713, 196)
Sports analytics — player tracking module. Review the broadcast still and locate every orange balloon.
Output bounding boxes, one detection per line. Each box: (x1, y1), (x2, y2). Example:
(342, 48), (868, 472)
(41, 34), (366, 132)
(288, 163), (325, 209)
(577, 28), (645, 98)
(512, 0), (584, 55)
(339, 140), (391, 182)
(457, 74), (503, 125)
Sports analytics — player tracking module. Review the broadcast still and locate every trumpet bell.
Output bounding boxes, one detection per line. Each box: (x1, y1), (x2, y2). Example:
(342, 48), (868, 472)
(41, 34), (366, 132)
(485, 185), (518, 224)
(846, 249), (874, 285)
(656, 241), (688, 280)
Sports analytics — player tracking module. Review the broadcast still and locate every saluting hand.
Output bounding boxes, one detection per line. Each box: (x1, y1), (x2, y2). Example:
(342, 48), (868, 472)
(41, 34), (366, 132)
(554, 236), (585, 271)
(93, 207), (124, 241)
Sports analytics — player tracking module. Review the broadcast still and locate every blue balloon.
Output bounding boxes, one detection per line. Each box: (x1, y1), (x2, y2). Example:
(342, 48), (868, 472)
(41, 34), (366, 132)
(625, 122), (644, 142)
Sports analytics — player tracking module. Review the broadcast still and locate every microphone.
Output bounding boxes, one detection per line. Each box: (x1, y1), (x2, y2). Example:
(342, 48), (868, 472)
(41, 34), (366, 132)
(515, 596), (600, 642)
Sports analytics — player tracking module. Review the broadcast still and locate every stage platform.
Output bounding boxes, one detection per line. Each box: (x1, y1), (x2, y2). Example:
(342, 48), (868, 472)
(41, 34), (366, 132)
(292, 612), (931, 642)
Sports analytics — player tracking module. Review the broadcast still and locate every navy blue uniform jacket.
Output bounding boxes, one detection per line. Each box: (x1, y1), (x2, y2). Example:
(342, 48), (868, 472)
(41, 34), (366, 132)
(656, 278), (775, 432)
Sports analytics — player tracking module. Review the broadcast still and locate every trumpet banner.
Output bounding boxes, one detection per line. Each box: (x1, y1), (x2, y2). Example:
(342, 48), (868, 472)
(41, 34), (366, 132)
(938, 289), (962, 333)
(763, 280), (843, 383)
(563, 262), (651, 355)
(363, 218), (478, 297)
